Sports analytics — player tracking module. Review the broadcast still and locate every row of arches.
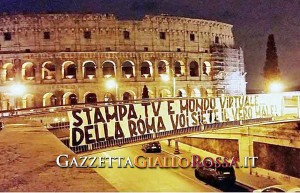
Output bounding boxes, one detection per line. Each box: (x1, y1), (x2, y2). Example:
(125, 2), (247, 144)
(42, 91), (137, 107)
(2, 60), (212, 81)
(18, 88), (213, 108)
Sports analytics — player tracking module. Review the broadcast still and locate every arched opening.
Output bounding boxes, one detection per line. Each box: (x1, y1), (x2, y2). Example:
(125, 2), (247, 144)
(15, 98), (23, 109)
(63, 92), (78, 105)
(1, 95), (9, 110)
(102, 61), (116, 78)
(43, 93), (58, 107)
(22, 94), (35, 108)
(122, 91), (135, 102)
(85, 93), (97, 104)
(50, 95), (58, 106)
(215, 36), (219, 44)
(83, 61), (96, 79)
(177, 89), (187, 97)
(122, 60), (135, 78)
(191, 88), (201, 97)
(3, 63), (15, 81)
(69, 94), (77, 105)
(203, 61), (211, 75)
(22, 62), (36, 80)
(174, 61), (185, 76)
(158, 60), (169, 75)
(189, 61), (199, 77)
(159, 89), (172, 98)
(42, 62), (56, 80)
(104, 92), (114, 103)
(62, 61), (77, 79)
(141, 61), (153, 78)
(148, 90), (154, 98)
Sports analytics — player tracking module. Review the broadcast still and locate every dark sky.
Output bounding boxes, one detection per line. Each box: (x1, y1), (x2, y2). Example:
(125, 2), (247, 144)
(0, 0), (299, 91)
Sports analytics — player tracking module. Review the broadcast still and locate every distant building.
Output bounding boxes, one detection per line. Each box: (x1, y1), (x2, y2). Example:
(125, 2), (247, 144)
(0, 14), (246, 110)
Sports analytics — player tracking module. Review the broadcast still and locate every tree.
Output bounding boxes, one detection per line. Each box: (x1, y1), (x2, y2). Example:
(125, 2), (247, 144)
(142, 85), (149, 99)
(263, 34), (281, 92)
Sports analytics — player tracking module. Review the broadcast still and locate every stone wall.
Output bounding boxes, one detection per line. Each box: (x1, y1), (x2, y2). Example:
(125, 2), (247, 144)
(0, 14), (246, 110)
(254, 142), (300, 178)
(0, 14), (234, 53)
(179, 137), (239, 159)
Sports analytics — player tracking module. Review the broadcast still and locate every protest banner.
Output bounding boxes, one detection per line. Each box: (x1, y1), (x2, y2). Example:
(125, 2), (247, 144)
(68, 95), (282, 147)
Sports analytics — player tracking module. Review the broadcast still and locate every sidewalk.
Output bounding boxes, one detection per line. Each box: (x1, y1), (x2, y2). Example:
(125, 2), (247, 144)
(160, 140), (279, 190)
(0, 117), (116, 192)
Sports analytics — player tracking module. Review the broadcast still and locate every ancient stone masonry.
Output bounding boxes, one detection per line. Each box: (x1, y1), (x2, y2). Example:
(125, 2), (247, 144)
(0, 14), (246, 110)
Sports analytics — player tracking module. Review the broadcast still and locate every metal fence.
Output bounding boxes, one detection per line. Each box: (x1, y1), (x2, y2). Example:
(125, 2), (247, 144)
(45, 121), (70, 138)
(0, 97), (198, 118)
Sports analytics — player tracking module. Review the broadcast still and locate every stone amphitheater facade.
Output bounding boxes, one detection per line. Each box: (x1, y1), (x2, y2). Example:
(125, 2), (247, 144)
(0, 13), (246, 110)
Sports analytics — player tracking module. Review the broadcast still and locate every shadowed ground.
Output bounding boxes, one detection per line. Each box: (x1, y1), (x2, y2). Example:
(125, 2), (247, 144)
(0, 117), (117, 192)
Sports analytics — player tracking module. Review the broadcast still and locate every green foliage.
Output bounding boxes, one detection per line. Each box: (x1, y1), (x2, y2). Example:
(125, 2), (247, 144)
(263, 34), (281, 91)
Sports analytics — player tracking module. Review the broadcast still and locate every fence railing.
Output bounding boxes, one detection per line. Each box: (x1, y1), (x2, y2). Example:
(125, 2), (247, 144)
(3, 92), (299, 119)
(0, 97), (199, 118)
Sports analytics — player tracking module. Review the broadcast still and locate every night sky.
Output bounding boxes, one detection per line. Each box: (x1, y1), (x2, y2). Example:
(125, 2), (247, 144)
(0, 0), (299, 91)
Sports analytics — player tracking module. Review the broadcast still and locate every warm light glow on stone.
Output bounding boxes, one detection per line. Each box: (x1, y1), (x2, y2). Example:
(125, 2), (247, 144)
(9, 83), (26, 96)
(106, 79), (117, 89)
(160, 74), (170, 82)
(269, 82), (284, 93)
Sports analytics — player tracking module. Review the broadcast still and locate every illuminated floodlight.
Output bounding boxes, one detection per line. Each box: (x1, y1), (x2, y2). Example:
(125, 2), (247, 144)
(160, 74), (170, 82)
(106, 79), (117, 89)
(269, 82), (284, 93)
(9, 83), (26, 96)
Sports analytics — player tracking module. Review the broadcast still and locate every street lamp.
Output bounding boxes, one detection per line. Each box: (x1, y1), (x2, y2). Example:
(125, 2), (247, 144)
(106, 78), (118, 101)
(161, 69), (176, 97)
(269, 82), (284, 93)
(9, 83), (26, 97)
(8, 83), (26, 110)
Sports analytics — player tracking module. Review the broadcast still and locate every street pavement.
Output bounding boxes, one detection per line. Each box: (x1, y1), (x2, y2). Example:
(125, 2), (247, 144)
(0, 115), (298, 192)
(0, 118), (117, 192)
(92, 145), (221, 192)
(160, 140), (279, 190)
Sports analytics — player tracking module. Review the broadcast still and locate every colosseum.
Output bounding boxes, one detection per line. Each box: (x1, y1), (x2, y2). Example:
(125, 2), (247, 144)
(0, 13), (246, 110)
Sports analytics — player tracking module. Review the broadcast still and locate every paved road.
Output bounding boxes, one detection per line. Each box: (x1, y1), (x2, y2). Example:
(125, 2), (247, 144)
(91, 145), (221, 192)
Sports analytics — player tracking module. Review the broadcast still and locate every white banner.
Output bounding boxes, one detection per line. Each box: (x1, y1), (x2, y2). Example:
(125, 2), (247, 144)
(68, 95), (282, 147)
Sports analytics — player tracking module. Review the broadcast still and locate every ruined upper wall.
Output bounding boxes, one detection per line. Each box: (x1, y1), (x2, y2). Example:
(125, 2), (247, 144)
(0, 14), (234, 53)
